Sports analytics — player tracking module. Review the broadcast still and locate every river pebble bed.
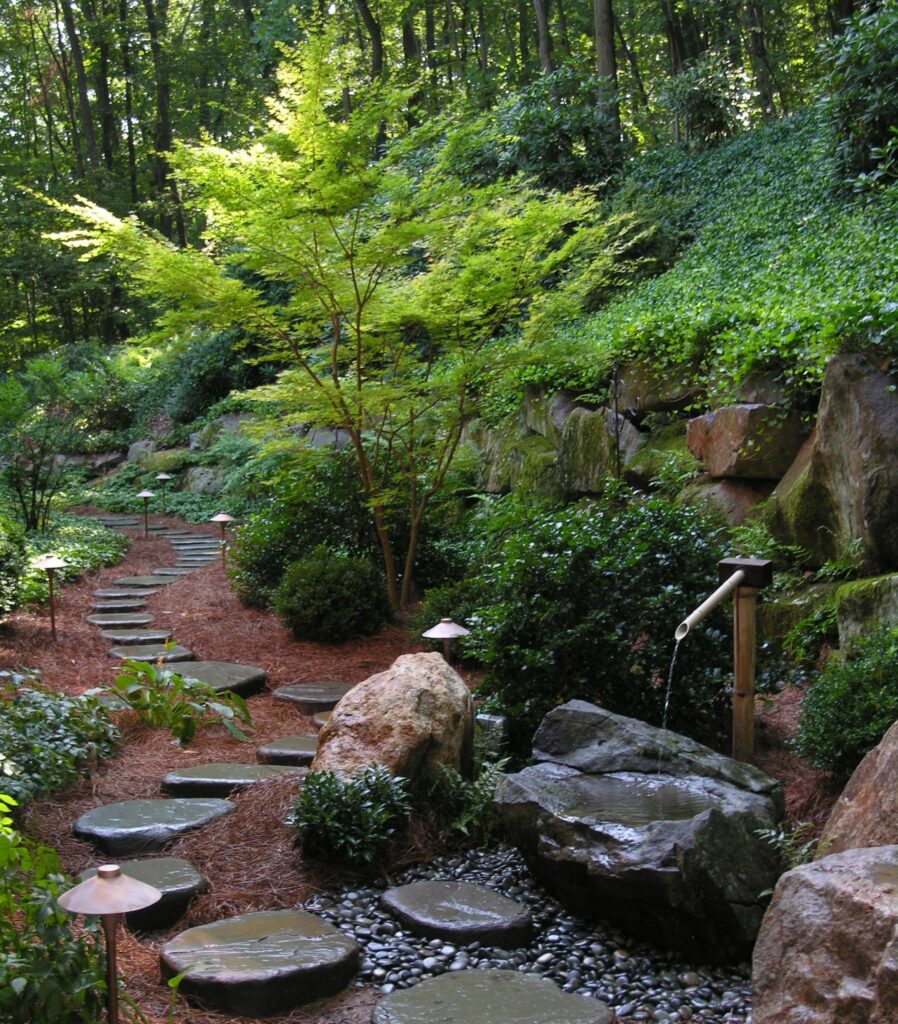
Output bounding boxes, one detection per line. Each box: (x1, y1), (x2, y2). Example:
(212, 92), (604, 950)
(302, 845), (752, 1023)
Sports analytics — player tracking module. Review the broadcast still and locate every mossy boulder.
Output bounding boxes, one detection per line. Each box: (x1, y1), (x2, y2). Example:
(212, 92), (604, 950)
(835, 574), (898, 648)
(758, 584), (837, 644)
(624, 422), (692, 488)
(466, 421), (560, 497)
(557, 408), (645, 495)
(520, 387), (585, 445)
(677, 478), (773, 526)
(143, 448), (192, 474)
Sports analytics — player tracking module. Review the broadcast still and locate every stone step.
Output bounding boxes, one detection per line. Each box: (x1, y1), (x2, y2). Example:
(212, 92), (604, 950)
(87, 612), (154, 627)
(272, 683), (355, 714)
(73, 798), (234, 855)
(161, 763), (306, 798)
(90, 598), (148, 613)
(79, 857), (208, 931)
(100, 627), (173, 644)
(256, 735), (318, 767)
(160, 910), (359, 1017)
(93, 588), (160, 599)
(114, 575), (177, 587)
(152, 567), (193, 576)
(109, 643), (194, 663)
(313, 711), (332, 730)
(380, 881), (533, 946)
(170, 539), (219, 548)
(176, 661), (267, 697)
(176, 559), (216, 567)
(372, 969), (614, 1024)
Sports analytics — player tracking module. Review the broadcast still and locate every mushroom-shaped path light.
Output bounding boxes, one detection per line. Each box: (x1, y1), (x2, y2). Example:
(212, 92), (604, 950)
(210, 512), (236, 567)
(34, 553), (66, 641)
(155, 473), (172, 514)
(58, 865), (161, 1024)
(422, 617), (470, 665)
(136, 489), (155, 537)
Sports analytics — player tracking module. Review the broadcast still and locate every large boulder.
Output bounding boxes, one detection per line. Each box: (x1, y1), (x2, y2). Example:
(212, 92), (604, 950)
(677, 477), (773, 526)
(557, 407), (645, 494)
(616, 361), (702, 415)
(820, 717), (898, 855)
(127, 439), (155, 463)
(521, 387), (585, 445)
(766, 354), (898, 570)
(464, 421), (560, 497)
(311, 653), (473, 780)
(752, 846), (898, 1024)
(495, 701), (783, 962)
(834, 574), (898, 648)
(686, 404), (809, 480)
(183, 465), (226, 495)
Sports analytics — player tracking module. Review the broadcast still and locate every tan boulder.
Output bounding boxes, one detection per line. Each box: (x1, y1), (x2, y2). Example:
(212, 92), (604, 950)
(752, 846), (898, 1024)
(686, 403), (808, 479)
(311, 653), (473, 780)
(820, 718), (898, 855)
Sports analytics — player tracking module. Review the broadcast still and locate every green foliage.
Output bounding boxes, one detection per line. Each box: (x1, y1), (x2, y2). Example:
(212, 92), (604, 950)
(274, 547), (391, 643)
(782, 603), (839, 667)
(794, 626), (898, 779)
(659, 53), (746, 148)
(823, 3), (898, 190)
(0, 680), (119, 805)
(0, 816), (105, 1024)
(756, 821), (822, 872)
(0, 512), (26, 616)
(107, 658), (252, 745)
(425, 759), (508, 845)
(292, 766), (412, 869)
(455, 488), (730, 748)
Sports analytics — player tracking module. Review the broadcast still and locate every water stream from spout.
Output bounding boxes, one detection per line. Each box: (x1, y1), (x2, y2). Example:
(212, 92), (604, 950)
(662, 638), (683, 734)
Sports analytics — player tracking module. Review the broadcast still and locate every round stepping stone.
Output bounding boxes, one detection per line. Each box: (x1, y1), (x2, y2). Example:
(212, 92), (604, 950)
(161, 763), (306, 797)
(256, 734), (318, 766)
(114, 575), (176, 587)
(272, 682), (354, 714)
(380, 880), (533, 946)
(176, 661), (267, 697)
(152, 567), (192, 576)
(90, 598), (147, 613)
(160, 910), (359, 1016)
(87, 612), (154, 627)
(109, 643), (194, 663)
(313, 710), (332, 729)
(79, 857), (209, 931)
(93, 588), (160, 599)
(372, 970), (614, 1024)
(99, 627), (173, 644)
(73, 798), (234, 855)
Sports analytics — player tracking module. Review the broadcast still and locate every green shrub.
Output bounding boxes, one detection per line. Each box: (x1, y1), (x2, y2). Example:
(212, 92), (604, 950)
(425, 759), (508, 846)
(292, 766), (411, 868)
(274, 546), (391, 642)
(0, 512), (26, 616)
(794, 627), (898, 779)
(0, 681), (120, 805)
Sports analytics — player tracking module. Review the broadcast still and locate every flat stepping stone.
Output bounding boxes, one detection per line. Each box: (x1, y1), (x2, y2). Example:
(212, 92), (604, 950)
(161, 763), (306, 797)
(99, 627), (173, 644)
(176, 559), (216, 567)
(73, 798), (234, 855)
(79, 857), (209, 931)
(160, 909), (359, 1016)
(170, 539), (219, 547)
(372, 969), (614, 1024)
(114, 575), (176, 587)
(256, 734), (318, 766)
(90, 598), (147, 612)
(93, 588), (160, 599)
(152, 567), (193, 576)
(313, 710), (332, 729)
(87, 612), (154, 627)
(109, 643), (194, 662)
(272, 683), (354, 714)
(380, 881), (533, 946)
(176, 661), (267, 697)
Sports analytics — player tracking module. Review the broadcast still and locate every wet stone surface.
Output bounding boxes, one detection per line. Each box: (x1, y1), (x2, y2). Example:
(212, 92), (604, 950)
(152, 567), (193, 576)
(90, 598), (148, 612)
(272, 683), (355, 714)
(114, 575), (177, 587)
(99, 627), (173, 644)
(109, 643), (194, 663)
(313, 710), (332, 729)
(79, 856), (208, 931)
(381, 880), (533, 946)
(303, 845), (752, 1023)
(161, 762), (306, 797)
(86, 612), (154, 627)
(93, 588), (160, 599)
(160, 909), (360, 1017)
(175, 661), (267, 697)
(256, 734), (319, 766)
(372, 968), (614, 1024)
(73, 798), (234, 855)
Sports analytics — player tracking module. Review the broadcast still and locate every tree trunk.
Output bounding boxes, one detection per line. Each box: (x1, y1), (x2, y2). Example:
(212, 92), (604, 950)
(355, 0), (385, 78)
(615, 14), (649, 112)
(59, 0), (99, 169)
(555, 0), (571, 58)
(531, 0), (553, 72)
(81, 0), (118, 170)
(745, 0), (776, 115)
(477, 0), (488, 73)
(594, 0), (620, 136)
(117, 0), (138, 204)
(518, 1), (531, 71)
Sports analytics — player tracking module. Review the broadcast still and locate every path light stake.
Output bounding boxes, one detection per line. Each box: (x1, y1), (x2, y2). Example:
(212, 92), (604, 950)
(155, 473), (172, 515)
(34, 553), (66, 641)
(422, 617), (470, 665)
(136, 490), (155, 538)
(57, 865), (161, 1024)
(675, 557), (773, 762)
(210, 512), (235, 568)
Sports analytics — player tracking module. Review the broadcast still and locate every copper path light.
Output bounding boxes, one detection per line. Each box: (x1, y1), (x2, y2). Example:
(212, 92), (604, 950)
(136, 490), (155, 538)
(210, 512), (235, 568)
(422, 617), (470, 665)
(155, 473), (172, 515)
(34, 553), (66, 641)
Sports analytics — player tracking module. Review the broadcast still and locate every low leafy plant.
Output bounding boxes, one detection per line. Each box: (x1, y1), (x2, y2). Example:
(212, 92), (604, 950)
(274, 546), (391, 643)
(756, 821), (823, 872)
(794, 627), (898, 779)
(107, 658), (252, 745)
(291, 766), (411, 869)
(425, 759), (508, 845)
(0, 511), (26, 615)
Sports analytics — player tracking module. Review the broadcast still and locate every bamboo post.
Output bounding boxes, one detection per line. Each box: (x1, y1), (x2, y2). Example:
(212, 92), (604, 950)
(732, 585), (758, 762)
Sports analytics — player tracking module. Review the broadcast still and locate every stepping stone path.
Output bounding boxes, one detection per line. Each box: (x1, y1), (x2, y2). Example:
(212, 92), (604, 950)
(256, 734), (319, 766)
(100, 627), (172, 644)
(160, 910), (360, 1017)
(176, 661), (267, 697)
(90, 598), (148, 612)
(114, 575), (177, 587)
(313, 710), (332, 729)
(160, 762), (305, 797)
(86, 612), (154, 627)
(272, 682), (355, 714)
(109, 643), (194, 663)
(371, 969), (614, 1024)
(73, 798), (233, 855)
(93, 588), (159, 599)
(152, 567), (192, 576)
(379, 880), (534, 946)
(79, 857), (209, 931)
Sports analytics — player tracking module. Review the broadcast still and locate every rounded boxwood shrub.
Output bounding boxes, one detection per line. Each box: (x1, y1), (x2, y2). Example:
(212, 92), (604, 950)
(274, 546), (391, 642)
(794, 627), (898, 780)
